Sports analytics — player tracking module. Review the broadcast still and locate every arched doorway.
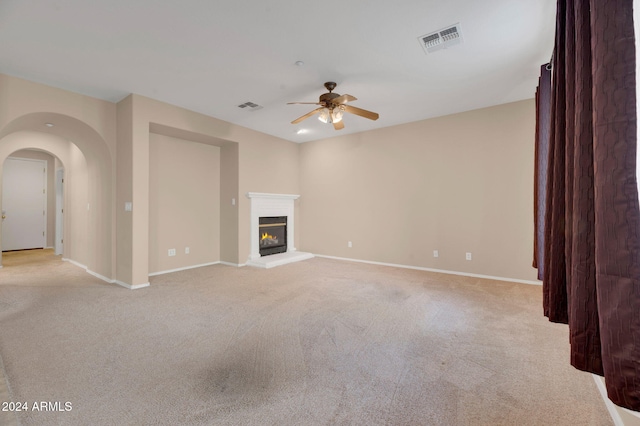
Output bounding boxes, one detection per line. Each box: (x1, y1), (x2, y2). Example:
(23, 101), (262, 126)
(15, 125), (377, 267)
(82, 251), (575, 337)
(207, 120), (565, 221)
(0, 113), (113, 280)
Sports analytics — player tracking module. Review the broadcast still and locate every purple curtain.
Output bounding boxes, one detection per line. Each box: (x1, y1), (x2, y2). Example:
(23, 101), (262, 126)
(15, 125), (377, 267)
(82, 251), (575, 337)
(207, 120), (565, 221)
(536, 0), (640, 411)
(534, 64), (551, 281)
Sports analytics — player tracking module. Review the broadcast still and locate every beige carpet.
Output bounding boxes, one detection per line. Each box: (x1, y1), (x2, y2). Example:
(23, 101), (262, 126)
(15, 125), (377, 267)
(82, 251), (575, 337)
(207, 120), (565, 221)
(0, 249), (612, 425)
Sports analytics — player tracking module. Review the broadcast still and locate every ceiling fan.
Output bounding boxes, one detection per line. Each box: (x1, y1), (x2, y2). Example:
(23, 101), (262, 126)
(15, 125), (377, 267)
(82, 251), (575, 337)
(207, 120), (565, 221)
(288, 82), (379, 130)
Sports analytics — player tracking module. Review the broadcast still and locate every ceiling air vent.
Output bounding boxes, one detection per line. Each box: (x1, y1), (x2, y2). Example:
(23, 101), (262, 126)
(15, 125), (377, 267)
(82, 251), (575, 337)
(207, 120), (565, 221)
(418, 23), (463, 54)
(237, 101), (263, 111)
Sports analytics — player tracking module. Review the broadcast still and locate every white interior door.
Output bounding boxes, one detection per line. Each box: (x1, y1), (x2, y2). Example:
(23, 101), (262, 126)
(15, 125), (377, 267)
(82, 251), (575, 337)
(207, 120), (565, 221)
(55, 168), (64, 255)
(2, 157), (47, 251)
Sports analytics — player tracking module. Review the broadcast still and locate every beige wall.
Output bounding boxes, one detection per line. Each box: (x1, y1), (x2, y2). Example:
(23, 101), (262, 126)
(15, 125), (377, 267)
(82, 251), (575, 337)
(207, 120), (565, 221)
(116, 95), (134, 284)
(0, 72), (536, 285)
(220, 142), (239, 264)
(119, 95), (300, 286)
(299, 99), (538, 282)
(0, 74), (115, 279)
(1, 75), (302, 284)
(66, 143), (89, 266)
(149, 133), (221, 273)
(237, 131), (301, 261)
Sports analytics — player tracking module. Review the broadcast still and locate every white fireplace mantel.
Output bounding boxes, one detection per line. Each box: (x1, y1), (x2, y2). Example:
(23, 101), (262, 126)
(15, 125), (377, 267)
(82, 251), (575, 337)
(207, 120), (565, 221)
(245, 192), (313, 268)
(246, 192), (300, 201)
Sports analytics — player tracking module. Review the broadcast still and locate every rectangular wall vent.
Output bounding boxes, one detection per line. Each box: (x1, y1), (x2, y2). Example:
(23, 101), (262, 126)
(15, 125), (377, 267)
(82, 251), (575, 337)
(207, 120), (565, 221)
(237, 101), (263, 111)
(418, 23), (463, 54)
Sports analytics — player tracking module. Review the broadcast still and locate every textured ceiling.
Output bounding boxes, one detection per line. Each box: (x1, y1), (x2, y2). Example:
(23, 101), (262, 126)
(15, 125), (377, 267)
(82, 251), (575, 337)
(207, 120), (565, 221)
(0, 0), (556, 143)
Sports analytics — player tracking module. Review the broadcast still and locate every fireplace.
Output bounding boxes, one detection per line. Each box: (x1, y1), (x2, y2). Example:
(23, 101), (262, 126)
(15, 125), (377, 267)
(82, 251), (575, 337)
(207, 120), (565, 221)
(259, 216), (287, 256)
(246, 192), (313, 268)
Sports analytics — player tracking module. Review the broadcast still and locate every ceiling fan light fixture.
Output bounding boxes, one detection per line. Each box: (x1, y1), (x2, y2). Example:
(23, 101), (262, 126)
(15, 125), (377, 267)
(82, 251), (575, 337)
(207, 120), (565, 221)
(332, 108), (344, 123)
(318, 108), (330, 123)
(318, 107), (343, 124)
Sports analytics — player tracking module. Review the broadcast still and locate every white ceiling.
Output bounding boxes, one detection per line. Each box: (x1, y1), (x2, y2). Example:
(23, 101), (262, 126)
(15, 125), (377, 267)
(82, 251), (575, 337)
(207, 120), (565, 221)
(0, 0), (556, 143)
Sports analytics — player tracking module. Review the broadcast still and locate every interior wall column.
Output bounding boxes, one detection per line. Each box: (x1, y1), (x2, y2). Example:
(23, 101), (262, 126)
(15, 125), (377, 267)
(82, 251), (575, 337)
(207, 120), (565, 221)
(116, 95), (150, 288)
(220, 142), (239, 265)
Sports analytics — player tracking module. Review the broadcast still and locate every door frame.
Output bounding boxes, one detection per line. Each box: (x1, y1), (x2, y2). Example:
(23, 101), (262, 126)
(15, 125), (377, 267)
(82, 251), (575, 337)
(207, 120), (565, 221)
(2, 156), (47, 251)
(55, 168), (64, 255)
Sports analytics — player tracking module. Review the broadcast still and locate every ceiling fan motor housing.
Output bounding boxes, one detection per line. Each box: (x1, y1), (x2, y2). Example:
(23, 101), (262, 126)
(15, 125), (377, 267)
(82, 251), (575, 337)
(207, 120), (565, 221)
(320, 92), (340, 104)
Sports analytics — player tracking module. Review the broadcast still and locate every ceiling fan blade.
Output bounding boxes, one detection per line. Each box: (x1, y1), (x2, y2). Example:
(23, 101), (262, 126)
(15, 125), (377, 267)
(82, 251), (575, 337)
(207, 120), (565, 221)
(333, 120), (345, 130)
(332, 94), (357, 104)
(291, 107), (323, 124)
(287, 102), (323, 105)
(343, 105), (379, 121)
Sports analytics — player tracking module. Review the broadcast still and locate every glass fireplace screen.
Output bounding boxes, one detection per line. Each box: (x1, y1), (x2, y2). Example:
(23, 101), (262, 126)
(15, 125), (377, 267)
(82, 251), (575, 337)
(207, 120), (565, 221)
(258, 216), (287, 256)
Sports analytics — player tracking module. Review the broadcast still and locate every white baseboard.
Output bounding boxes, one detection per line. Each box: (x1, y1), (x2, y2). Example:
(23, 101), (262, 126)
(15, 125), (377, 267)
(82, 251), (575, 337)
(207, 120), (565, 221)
(86, 269), (113, 284)
(62, 257), (87, 270)
(63, 258), (149, 290)
(593, 374), (640, 425)
(313, 254), (542, 285)
(114, 280), (150, 290)
(63, 257), (111, 284)
(219, 261), (245, 267)
(148, 261), (220, 277)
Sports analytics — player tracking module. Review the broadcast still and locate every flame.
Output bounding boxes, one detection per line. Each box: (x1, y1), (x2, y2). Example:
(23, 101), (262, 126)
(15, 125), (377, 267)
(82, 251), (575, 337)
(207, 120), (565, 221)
(261, 232), (275, 241)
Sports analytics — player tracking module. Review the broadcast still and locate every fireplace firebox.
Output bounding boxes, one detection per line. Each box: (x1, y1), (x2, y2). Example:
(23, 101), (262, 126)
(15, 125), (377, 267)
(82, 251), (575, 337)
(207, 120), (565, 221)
(259, 216), (287, 256)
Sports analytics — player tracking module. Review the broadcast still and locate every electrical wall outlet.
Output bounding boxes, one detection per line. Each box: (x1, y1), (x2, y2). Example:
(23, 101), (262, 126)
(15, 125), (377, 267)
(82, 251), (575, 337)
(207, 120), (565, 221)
(168, 248), (176, 257)
(466, 252), (472, 261)
(348, 241), (353, 248)
(433, 250), (439, 258)
(185, 247), (190, 254)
